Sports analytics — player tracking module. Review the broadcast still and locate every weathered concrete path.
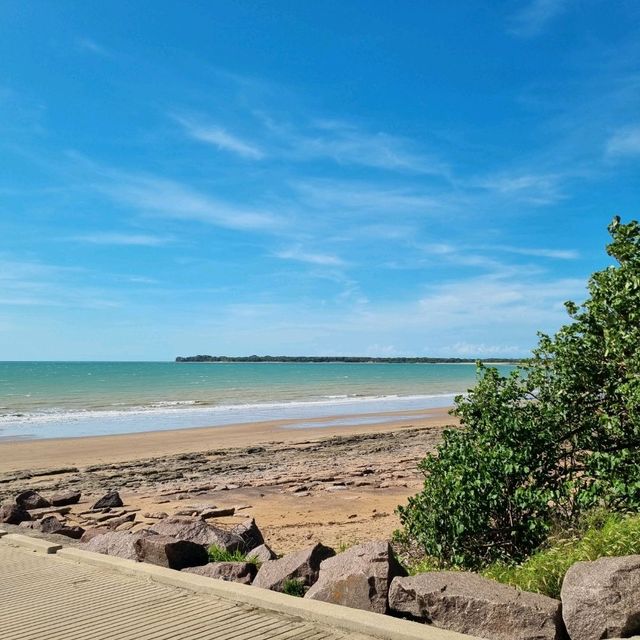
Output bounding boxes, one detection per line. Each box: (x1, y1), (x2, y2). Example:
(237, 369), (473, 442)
(0, 532), (475, 640)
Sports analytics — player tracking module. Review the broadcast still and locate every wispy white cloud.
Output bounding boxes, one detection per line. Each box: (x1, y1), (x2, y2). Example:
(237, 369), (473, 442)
(605, 125), (640, 157)
(69, 232), (172, 247)
(508, 0), (570, 38)
(475, 172), (565, 205)
(497, 245), (579, 260)
(274, 245), (346, 267)
(101, 175), (282, 232)
(174, 115), (265, 159)
(76, 37), (114, 58)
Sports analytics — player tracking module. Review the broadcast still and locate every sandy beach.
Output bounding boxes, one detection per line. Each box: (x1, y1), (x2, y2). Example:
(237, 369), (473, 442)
(0, 406), (456, 553)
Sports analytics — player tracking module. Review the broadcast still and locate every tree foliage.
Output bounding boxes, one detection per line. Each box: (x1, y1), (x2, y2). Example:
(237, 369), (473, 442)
(398, 217), (640, 568)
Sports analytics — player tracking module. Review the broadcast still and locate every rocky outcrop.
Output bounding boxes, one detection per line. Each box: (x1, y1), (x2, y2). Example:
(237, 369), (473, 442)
(389, 572), (565, 640)
(184, 562), (257, 585)
(149, 518), (242, 552)
(83, 530), (150, 561)
(230, 517), (264, 552)
(561, 555), (640, 640)
(0, 502), (31, 524)
(134, 535), (208, 570)
(305, 541), (406, 614)
(50, 491), (81, 507)
(15, 490), (50, 510)
(253, 543), (335, 592)
(248, 543), (277, 564)
(92, 491), (123, 510)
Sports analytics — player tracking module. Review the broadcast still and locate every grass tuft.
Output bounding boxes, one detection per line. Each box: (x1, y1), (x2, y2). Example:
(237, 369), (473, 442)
(282, 578), (306, 597)
(207, 544), (260, 566)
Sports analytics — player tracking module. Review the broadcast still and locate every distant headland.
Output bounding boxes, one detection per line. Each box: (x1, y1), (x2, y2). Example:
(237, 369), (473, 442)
(175, 355), (522, 364)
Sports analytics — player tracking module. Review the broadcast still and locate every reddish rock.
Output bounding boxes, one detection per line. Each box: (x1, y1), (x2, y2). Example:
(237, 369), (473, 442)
(83, 530), (149, 561)
(230, 517), (264, 552)
(149, 518), (243, 552)
(15, 490), (50, 510)
(0, 502), (31, 525)
(92, 491), (123, 509)
(248, 543), (277, 564)
(184, 562), (257, 585)
(50, 491), (81, 507)
(305, 541), (406, 614)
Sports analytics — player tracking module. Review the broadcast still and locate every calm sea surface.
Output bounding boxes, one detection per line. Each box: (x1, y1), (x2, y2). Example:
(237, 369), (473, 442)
(0, 361), (515, 440)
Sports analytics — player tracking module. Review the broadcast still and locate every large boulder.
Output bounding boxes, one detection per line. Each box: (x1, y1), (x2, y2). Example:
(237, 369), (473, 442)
(253, 543), (335, 593)
(0, 502), (31, 525)
(15, 490), (50, 510)
(389, 572), (564, 640)
(561, 555), (640, 640)
(83, 530), (150, 561)
(230, 518), (264, 552)
(149, 518), (242, 552)
(92, 491), (123, 509)
(184, 562), (257, 585)
(305, 541), (407, 614)
(248, 543), (277, 564)
(134, 535), (208, 570)
(50, 490), (81, 507)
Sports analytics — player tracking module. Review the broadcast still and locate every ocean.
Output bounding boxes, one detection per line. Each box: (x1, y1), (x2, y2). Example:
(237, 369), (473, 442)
(0, 361), (515, 440)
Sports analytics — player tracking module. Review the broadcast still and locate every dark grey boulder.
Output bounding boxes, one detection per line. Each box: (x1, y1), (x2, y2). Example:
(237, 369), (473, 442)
(50, 490), (81, 507)
(561, 555), (640, 640)
(92, 491), (123, 509)
(305, 541), (406, 614)
(149, 518), (243, 552)
(134, 535), (208, 570)
(230, 517), (264, 552)
(0, 502), (31, 525)
(389, 572), (565, 640)
(248, 543), (277, 564)
(15, 490), (50, 510)
(183, 562), (257, 585)
(253, 543), (335, 592)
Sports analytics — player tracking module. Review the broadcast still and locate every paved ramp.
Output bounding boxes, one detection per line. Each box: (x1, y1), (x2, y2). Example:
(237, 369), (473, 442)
(0, 544), (370, 640)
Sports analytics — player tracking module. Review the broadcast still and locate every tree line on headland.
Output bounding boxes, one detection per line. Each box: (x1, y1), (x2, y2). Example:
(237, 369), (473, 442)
(175, 355), (522, 364)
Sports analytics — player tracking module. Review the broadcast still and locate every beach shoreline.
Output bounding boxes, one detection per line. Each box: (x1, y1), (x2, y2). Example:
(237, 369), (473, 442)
(0, 406), (456, 553)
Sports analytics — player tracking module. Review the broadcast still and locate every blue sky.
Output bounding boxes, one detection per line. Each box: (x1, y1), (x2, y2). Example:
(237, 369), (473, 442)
(1, 1), (639, 360)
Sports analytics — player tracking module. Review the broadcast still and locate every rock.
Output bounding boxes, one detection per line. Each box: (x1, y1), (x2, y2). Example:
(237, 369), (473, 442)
(106, 512), (136, 529)
(149, 518), (243, 552)
(230, 517), (264, 552)
(184, 562), (257, 585)
(92, 491), (123, 509)
(55, 525), (85, 539)
(134, 535), (208, 570)
(80, 528), (108, 543)
(305, 541), (407, 614)
(0, 502), (31, 524)
(50, 490), (81, 507)
(253, 543), (335, 592)
(143, 512), (168, 519)
(83, 530), (150, 561)
(28, 506), (72, 518)
(39, 515), (64, 534)
(561, 555), (640, 640)
(248, 543), (277, 564)
(201, 507), (235, 519)
(389, 572), (564, 640)
(15, 490), (50, 510)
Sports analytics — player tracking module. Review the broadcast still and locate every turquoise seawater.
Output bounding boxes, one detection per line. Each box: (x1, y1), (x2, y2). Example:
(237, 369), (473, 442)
(0, 361), (515, 439)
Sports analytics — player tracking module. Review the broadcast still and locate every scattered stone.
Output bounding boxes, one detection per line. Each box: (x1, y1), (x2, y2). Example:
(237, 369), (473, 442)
(253, 543), (335, 592)
(143, 512), (168, 519)
(0, 502), (31, 525)
(80, 528), (108, 543)
(305, 541), (406, 614)
(116, 521), (136, 532)
(15, 490), (50, 510)
(83, 530), (150, 561)
(248, 543), (277, 564)
(201, 507), (235, 519)
(39, 515), (64, 534)
(134, 535), (208, 570)
(28, 506), (72, 518)
(561, 555), (640, 640)
(92, 491), (123, 510)
(106, 512), (136, 529)
(149, 518), (243, 552)
(184, 562), (257, 585)
(230, 517), (264, 552)
(50, 490), (81, 507)
(389, 572), (564, 640)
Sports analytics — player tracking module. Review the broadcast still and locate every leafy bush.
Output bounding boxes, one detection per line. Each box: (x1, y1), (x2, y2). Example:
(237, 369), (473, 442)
(483, 511), (640, 598)
(399, 218), (640, 568)
(282, 578), (306, 597)
(207, 544), (260, 565)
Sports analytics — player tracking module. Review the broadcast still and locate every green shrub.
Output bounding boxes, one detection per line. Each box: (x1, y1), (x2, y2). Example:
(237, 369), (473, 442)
(483, 511), (640, 598)
(207, 544), (260, 565)
(282, 578), (306, 597)
(399, 218), (640, 569)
